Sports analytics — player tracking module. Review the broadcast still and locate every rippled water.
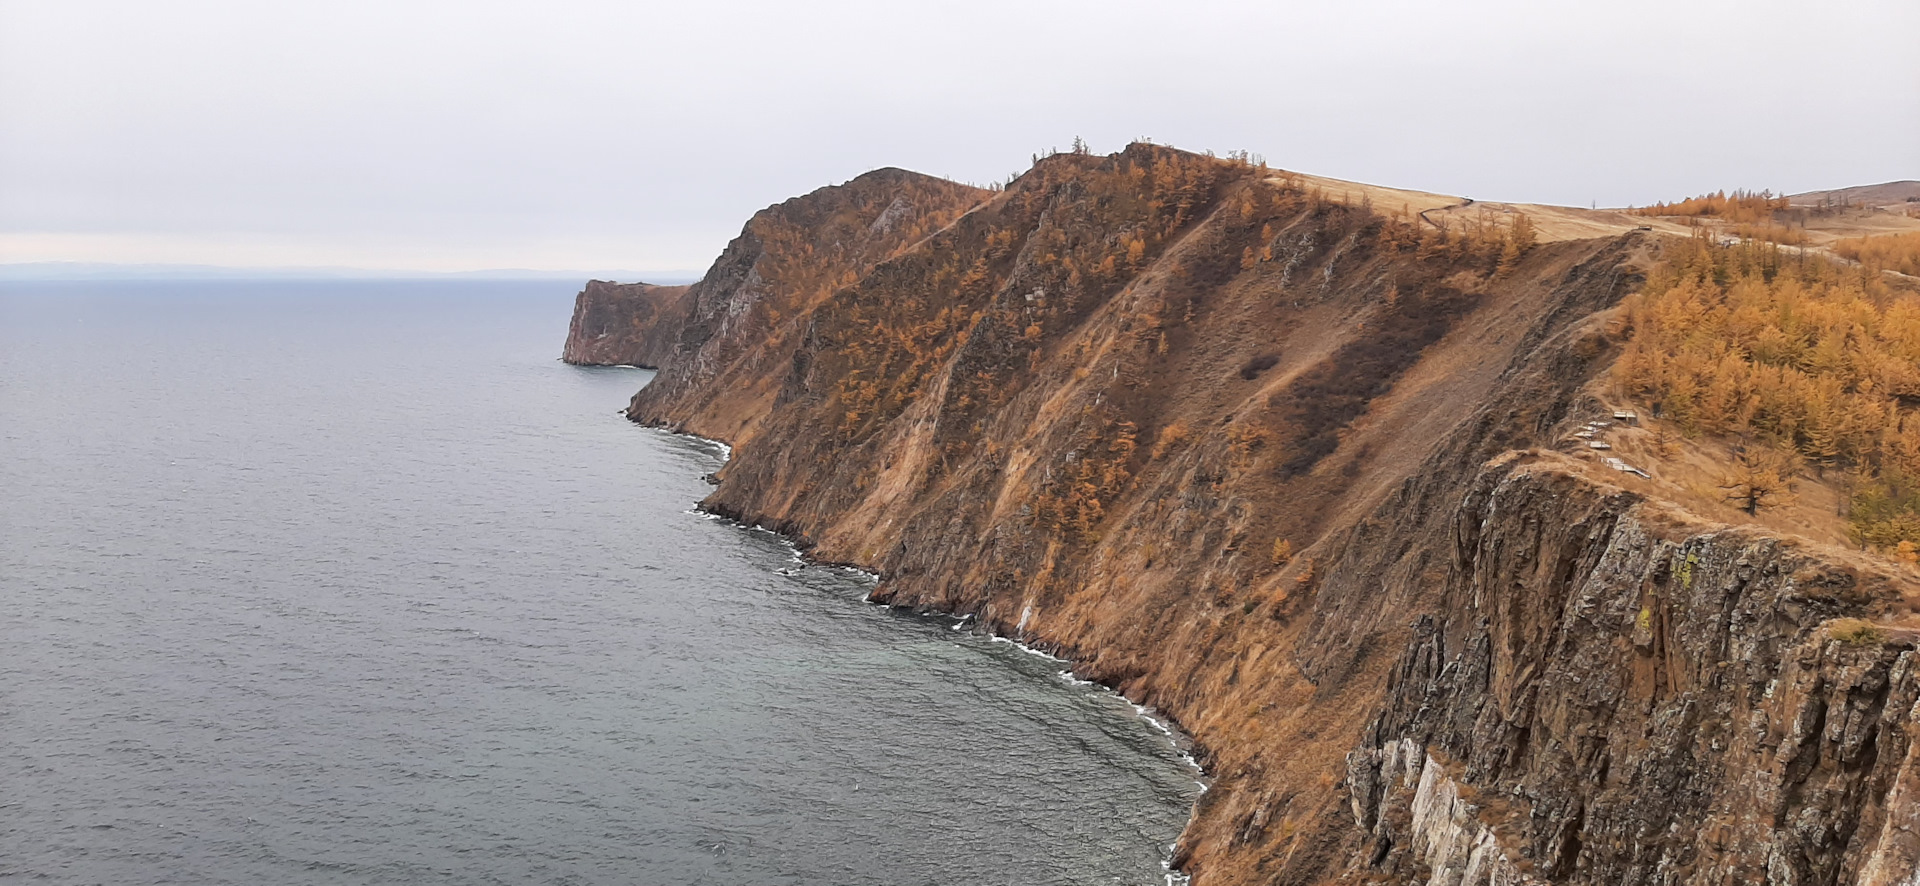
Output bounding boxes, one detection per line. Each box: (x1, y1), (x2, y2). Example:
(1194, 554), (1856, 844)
(0, 281), (1200, 886)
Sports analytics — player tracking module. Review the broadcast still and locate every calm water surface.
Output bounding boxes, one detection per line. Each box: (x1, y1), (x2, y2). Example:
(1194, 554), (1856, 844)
(0, 281), (1200, 886)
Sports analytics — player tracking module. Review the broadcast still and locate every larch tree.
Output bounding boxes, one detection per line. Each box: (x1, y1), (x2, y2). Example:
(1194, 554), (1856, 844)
(1719, 444), (1800, 516)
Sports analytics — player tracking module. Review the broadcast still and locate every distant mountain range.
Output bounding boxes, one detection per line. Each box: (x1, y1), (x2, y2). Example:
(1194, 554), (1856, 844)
(0, 262), (702, 284)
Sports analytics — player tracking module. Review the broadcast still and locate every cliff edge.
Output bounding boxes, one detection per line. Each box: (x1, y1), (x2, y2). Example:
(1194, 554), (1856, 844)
(584, 144), (1920, 885)
(561, 280), (692, 366)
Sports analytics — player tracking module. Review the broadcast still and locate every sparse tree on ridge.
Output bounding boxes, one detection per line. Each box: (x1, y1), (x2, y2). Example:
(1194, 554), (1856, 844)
(1719, 443), (1799, 516)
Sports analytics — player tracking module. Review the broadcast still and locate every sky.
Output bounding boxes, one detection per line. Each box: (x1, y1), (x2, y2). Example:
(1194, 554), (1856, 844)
(2, 0), (1916, 274)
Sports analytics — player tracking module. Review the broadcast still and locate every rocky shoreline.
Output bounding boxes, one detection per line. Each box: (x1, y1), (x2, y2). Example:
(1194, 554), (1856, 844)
(571, 145), (1920, 885)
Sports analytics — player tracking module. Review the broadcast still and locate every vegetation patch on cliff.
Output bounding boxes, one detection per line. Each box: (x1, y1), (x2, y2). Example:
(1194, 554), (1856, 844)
(1612, 234), (1920, 551)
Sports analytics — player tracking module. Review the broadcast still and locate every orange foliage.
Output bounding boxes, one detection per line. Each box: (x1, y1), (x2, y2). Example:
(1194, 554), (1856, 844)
(1151, 420), (1193, 460)
(1612, 235), (1920, 548)
(1833, 231), (1920, 277)
(1731, 223), (1809, 246)
(1633, 189), (1790, 225)
(1032, 415), (1139, 540)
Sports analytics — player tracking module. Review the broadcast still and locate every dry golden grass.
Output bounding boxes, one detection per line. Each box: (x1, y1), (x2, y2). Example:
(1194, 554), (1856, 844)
(1278, 173), (1920, 268)
(1276, 170), (1695, 244)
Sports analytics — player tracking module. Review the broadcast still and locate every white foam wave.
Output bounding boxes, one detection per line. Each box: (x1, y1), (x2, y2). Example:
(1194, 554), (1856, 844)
(643, 425), (734, 465)
(974, 630), (1209, 795)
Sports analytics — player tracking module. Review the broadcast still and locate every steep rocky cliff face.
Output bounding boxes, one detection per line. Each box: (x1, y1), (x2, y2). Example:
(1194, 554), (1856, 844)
(561, 280), (692, 366)
(593, 144), (1919, 885)
(1351, 457), (1920, 886)
(621, 167), (988, 448)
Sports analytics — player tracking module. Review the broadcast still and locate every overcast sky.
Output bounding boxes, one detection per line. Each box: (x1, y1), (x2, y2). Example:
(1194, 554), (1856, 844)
(2, 1), (1915, 273)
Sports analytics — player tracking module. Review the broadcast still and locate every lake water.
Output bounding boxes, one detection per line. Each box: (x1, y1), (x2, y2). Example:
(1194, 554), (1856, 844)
(0, 280), (1200, 886)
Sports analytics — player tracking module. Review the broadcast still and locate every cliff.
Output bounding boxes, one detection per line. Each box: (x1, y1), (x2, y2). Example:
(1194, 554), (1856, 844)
(571, 167), (989, 432)
(1352, 456), (1920, 885)
(592, 144), (1920, 885)
(561, 280), (692, 366)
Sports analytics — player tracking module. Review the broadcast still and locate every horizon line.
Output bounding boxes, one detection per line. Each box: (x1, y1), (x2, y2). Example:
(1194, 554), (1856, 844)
(0, 260), (706, 283)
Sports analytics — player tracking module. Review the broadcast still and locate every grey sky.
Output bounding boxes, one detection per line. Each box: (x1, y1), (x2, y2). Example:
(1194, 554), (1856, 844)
(3, 0), (1915, 273)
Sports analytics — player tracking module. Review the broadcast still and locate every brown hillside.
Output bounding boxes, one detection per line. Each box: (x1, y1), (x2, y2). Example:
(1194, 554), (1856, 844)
(624, 167), (990, 450)
(1793, 181), (1920, 210)
(585, 146), (1920, 886)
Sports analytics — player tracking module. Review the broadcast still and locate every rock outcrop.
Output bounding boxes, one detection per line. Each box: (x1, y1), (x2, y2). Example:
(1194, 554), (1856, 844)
(629, 167), (989, 448)
(1351, 456), (1919, 886)
(561, 280), (692, 366)
(587, 144), (1920, 885)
